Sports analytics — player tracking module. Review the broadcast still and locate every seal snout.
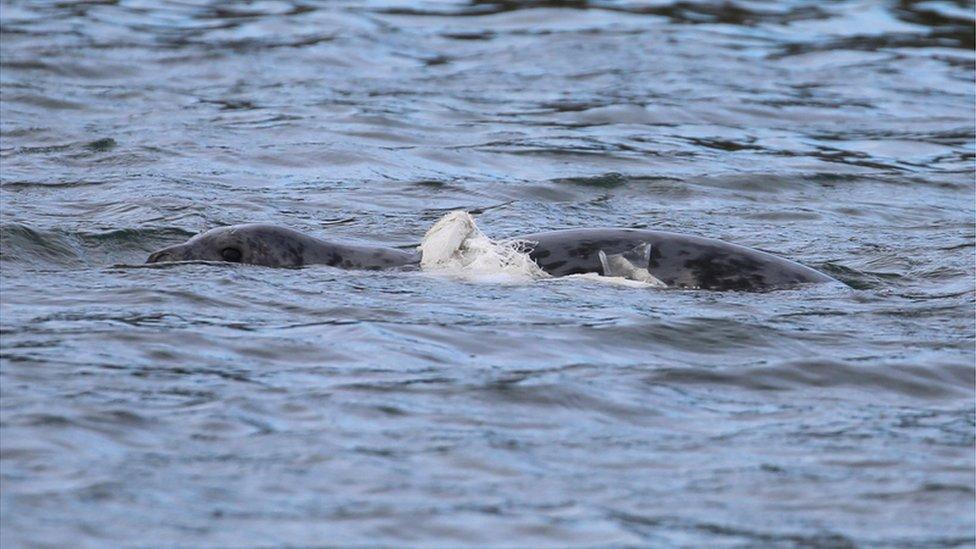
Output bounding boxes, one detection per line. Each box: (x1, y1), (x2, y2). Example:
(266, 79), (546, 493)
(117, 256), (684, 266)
(147, 248), (178, 264)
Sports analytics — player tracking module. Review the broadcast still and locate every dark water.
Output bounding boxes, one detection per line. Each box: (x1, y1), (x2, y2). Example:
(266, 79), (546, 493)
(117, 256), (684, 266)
(1, 1), (974, 546)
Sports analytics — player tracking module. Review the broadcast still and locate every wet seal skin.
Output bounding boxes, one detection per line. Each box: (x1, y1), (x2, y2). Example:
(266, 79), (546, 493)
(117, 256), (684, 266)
(520, 228), (836, 291)
(147, 224), (836, 291)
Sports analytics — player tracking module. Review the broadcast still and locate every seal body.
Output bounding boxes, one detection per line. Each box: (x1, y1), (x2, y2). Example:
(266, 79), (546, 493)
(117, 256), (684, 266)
(520, 228), (834, 291)
(147, 224), (835, 291)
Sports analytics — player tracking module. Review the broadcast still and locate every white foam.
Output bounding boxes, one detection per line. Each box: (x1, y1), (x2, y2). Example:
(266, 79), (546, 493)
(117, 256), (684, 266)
(558, 273), (666, 288)
(418, 211), (549, 283)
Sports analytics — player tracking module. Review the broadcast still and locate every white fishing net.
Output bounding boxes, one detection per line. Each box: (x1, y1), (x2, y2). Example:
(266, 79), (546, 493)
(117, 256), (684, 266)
(418, 211), (549, 283)
(418, 210), (666, 288)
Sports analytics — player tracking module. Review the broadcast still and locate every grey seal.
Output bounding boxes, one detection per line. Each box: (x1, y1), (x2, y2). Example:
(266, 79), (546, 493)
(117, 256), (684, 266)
(146, 224), (835, 291)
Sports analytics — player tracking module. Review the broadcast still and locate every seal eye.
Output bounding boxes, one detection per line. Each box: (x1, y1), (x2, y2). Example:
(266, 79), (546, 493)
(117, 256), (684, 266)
(221, 247), (242, 262)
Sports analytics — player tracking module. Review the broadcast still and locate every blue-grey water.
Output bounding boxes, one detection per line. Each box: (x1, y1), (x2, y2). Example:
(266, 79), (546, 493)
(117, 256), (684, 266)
(1, 1), (974, 546)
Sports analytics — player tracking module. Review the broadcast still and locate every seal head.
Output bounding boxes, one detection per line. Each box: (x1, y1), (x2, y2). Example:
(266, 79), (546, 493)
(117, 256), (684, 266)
(147, 224), (312, 267)
(147, 223), (420, 269)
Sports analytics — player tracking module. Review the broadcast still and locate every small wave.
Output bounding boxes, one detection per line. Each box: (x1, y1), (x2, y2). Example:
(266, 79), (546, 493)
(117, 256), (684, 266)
(817, 263), (883, 290)
(0, 224), (83, 267)
(0, 223), (195, 269)
(647, 360), (975, 400)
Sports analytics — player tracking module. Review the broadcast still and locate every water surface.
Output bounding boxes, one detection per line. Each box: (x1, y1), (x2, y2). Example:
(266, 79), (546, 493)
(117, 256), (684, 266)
(1, 1), (974, 546)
